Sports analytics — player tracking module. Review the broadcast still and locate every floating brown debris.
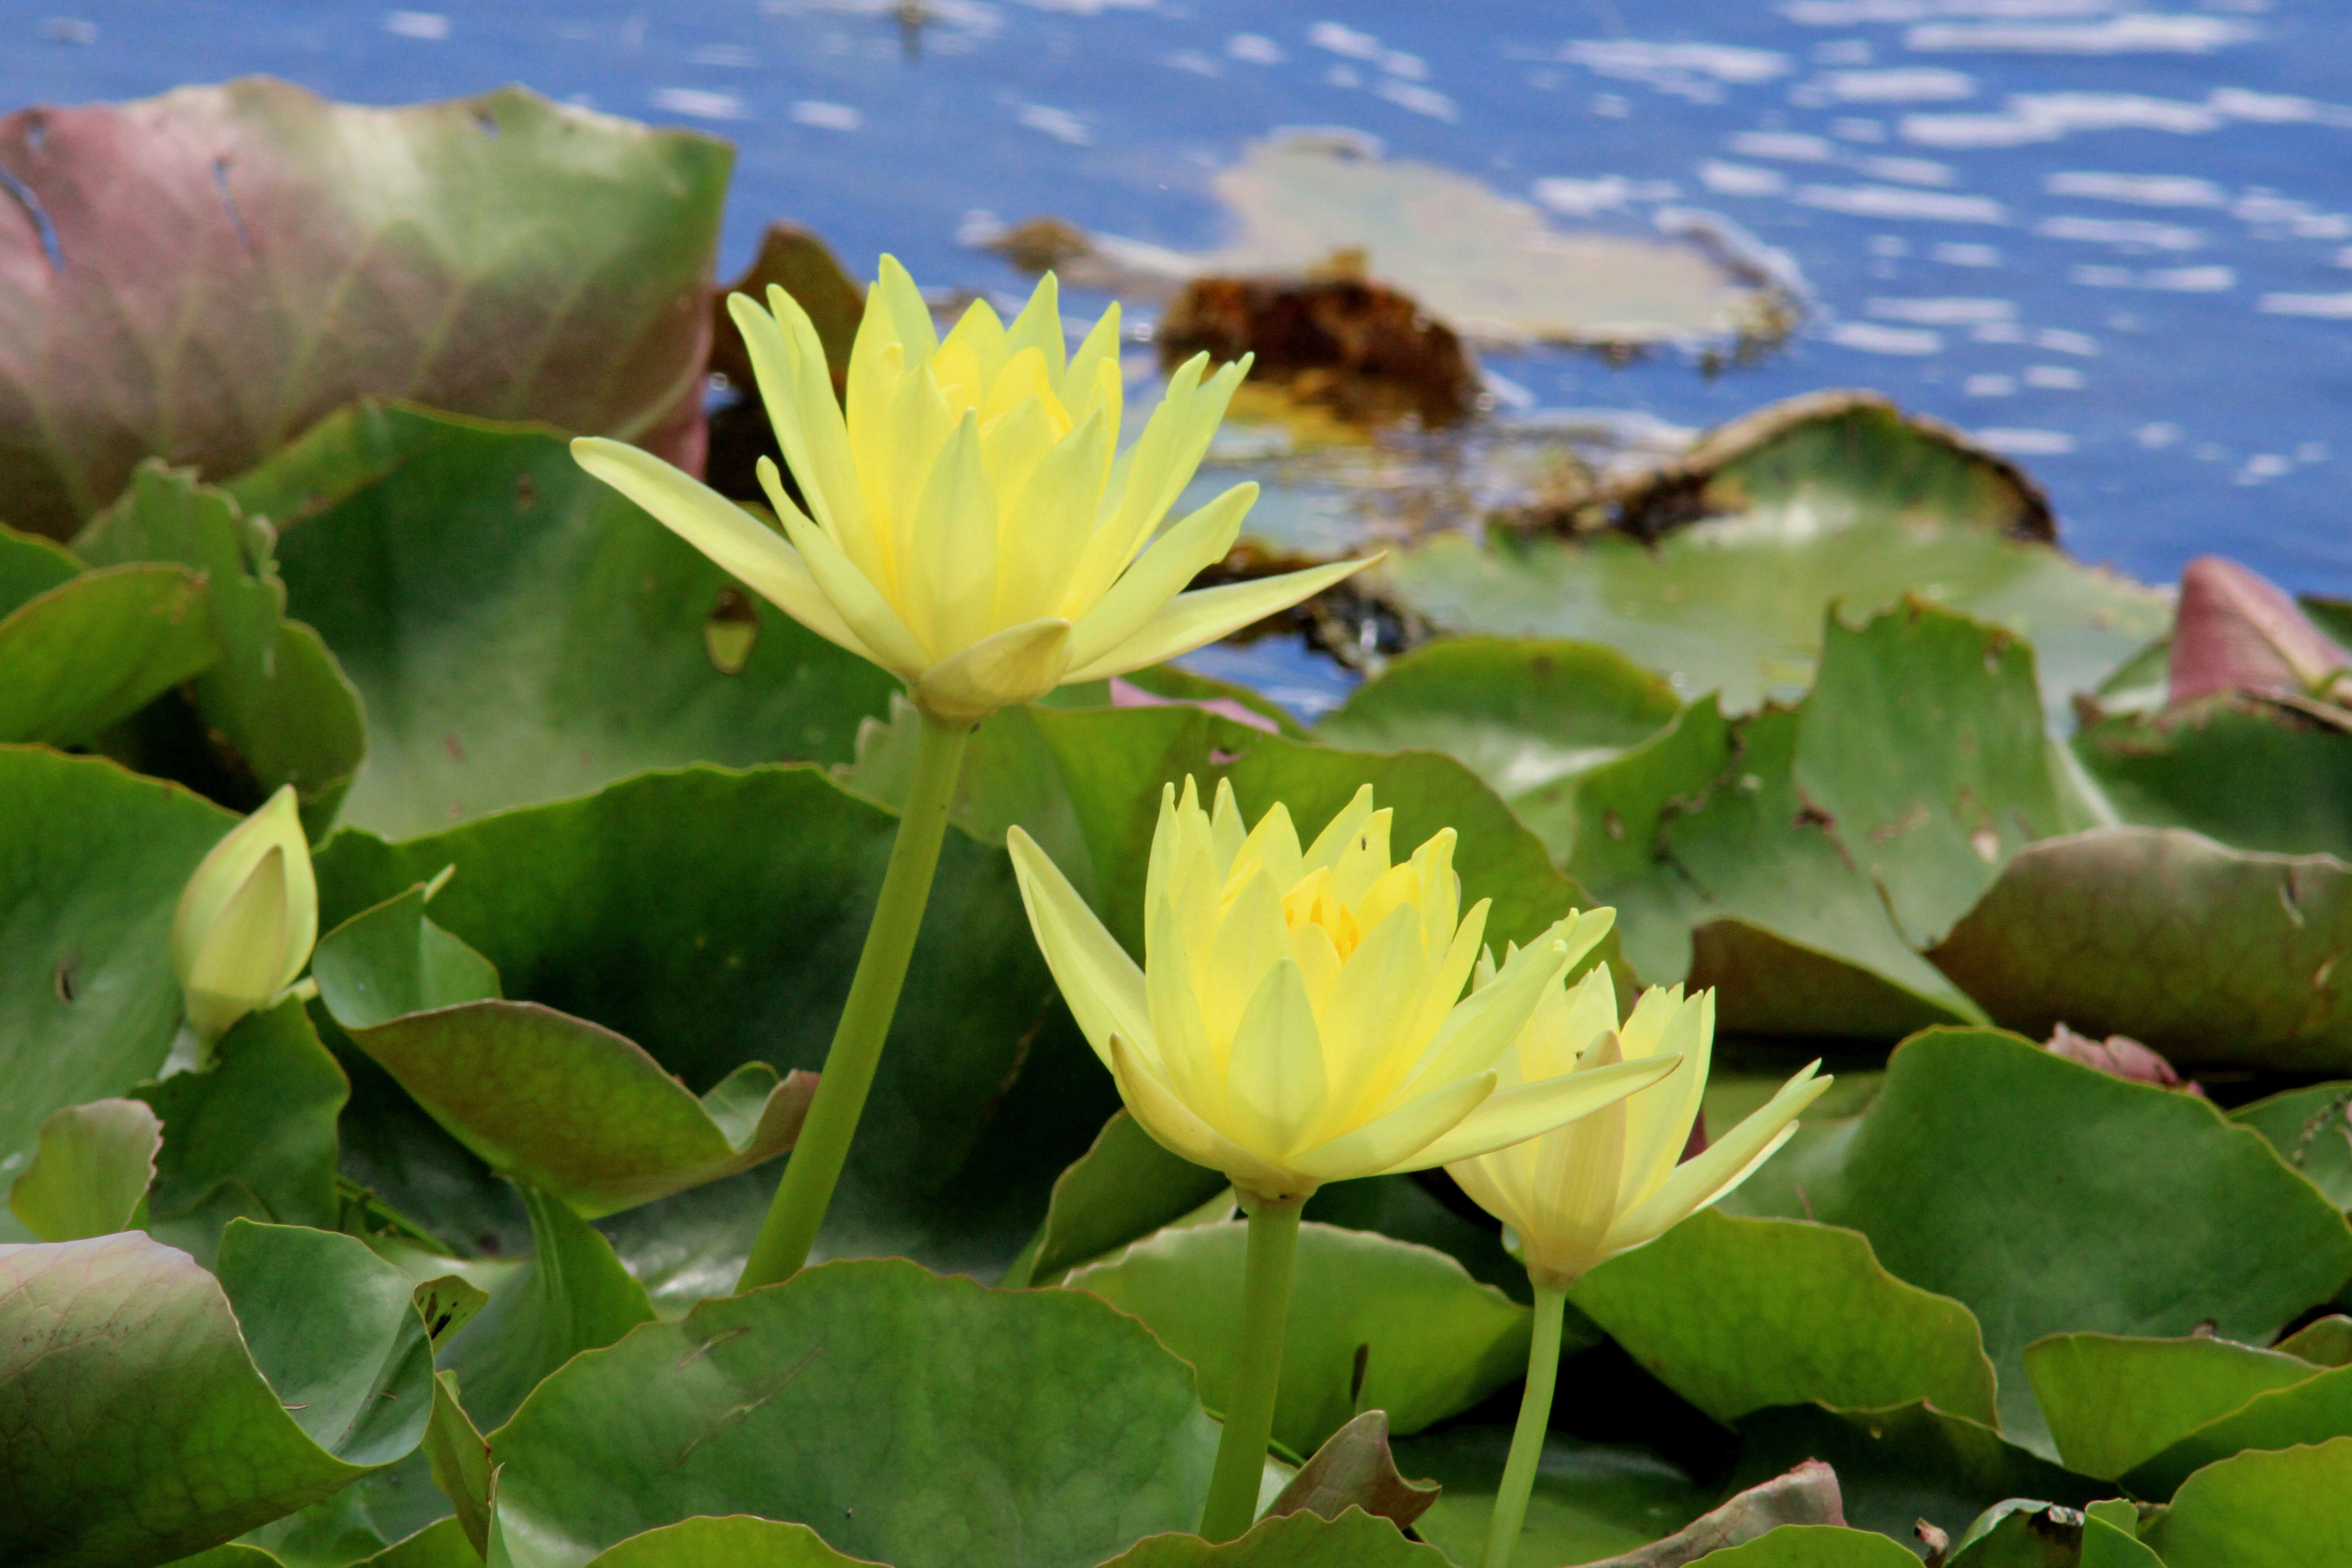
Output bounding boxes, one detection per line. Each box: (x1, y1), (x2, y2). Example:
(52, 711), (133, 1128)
(1159, 273), (1481, 429)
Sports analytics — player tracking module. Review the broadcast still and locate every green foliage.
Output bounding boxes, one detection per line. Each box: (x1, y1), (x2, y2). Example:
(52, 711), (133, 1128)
(486, 1260), (1218, 1568)
(1068, 1220), (1534, 1456)
(230, 404), (898, 839)
(14, 79), (2352, 1568)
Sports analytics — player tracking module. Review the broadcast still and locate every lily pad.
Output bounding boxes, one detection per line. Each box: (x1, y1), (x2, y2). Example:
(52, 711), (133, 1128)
(0, 559), (219, 746)
(1266, 1412), (1437, 1531)
(315, 884), (816, 1220)
(1565, 697), (1982, 1034)
(1731, 1029), (2352, 1448)
(1728, 1402), (2102, 1546)
(313, 763), (1100, 1277)
(0, 746), (234, 1183)
(853, 700), (1594, 958)
(1679, 1527), (1921, 1566)
(0, 1221), (433, 1567)
(2123, 1361), (2352, 1498)
(2072, 694), (2352, 862)
(1564, 1461), (1850, 1568)
(1927, 829), (2352, 1071)
(1001, 1109), (1228, 1288)
(2135, 1437), (2352, 1568)
(6, 1097), (161, 1242)
(1312, 637), (1680, 858)
(1066, 1220), (1532, 1458)
(133, 994), (348, 1265)
(1390, 1428), (1711, 1568)
(1792, 600), (2064, 949)
(0, 79), (726, 538)
(76, 462), (366, 830)
(1382, 394), (2166, 715)
(2025, 1331), (2324, 1481)
(487, 1259), (1218, 1568)
(440, 1183), (655, 1430)
(226, 403), (898, 839)
(576, 1517), (876, 1568)
(2231, 1084), (2352, 1209)
(1093, 1509), (1448, 1568)
(1570, 1209), (2000, 1427)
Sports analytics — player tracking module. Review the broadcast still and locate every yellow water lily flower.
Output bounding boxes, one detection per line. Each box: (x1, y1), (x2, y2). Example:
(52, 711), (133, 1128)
(170, 785), (318, 1045)
(1006, 778), (1680, 1201)
(1446, 970), (1830, 1285)
(574, 260), (1375, 722)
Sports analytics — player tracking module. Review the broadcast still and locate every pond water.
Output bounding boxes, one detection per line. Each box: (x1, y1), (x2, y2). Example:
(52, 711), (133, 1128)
(7, 0), (2349, 712)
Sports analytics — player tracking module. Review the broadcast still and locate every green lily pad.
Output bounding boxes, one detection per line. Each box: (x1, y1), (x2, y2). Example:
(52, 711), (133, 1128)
(2073, 695), (2352, 862)
(77, 462), (366, 831)
(224, 402), (898, 839)
(2123, 1362), (2352, 1498)
(1927, 829), (2352, 1071)
(0, 80), (726, 538)
(1681, 1526), (1922, 1566)
(314, 884), (815, 1220)
(6, 1097), (161, 1242)
(440, 1183), (654, 1430)
(1732, 1029), (2352, 1448)
(0, 746), (235, 1184)
(853, 700), (1596, 957)
(1102, 1510), (1447, 1568)
(1728, 1402), (2102, 1546)
(2025, 1331), (2324, 1481)
(1303, 1175), (1539, 1307)
(2230, 1084), (2352, 1209)
(0, 560), (220, 746)
(1002, 1109), (1229, 1288)
(575, 1517), (877, 1568)
(2135, 1437), (2352, 1567)
(1565, 697), (1982, 1034)
(0, 1221), (433, 1566)
(2080, 1515), (2165, 1568)
(1391, 1428), (1712, 1568)
(0, 524), (81, 606)
(1793, 600), (2064, 949)
(369, 1520), (482, 1568)
(1382, 394), (2166, 715)
(313, 762), (1104, 1279)
(488, 1258), (1218, 1568)
(132, 995), (348, 1265)
(422, 1373), (491, 1559)
(1560, 1461), (1850, 1568)
(1066, 1220), (1532, 1458)
(1312, 638), (1680, 857)
(1570, 1210), (1999, 1427)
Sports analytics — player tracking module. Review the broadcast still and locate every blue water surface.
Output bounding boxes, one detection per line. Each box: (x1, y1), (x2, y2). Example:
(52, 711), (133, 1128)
(3, 0), (2346, 613)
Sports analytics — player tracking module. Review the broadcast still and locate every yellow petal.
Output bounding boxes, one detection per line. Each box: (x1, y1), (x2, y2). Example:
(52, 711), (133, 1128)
(1004, 272), (1066, 381)
(1062, 557), (1381, 683)
(1061, 303), (1123, 426)
(1204, 868), (1290, 1044)
(1111, 1033), (1293, 1196)
(571, 437), (875, 663)
(1319, 905), (1435, 1122)
(902, 411), (1000, 655)
(911, 616), (1072, 722)
(1064, 354), (1208, 609)
(1617, 989), (1716, 1212)
(1520, 1097), (1628, 1282)
(756, 457), (931, 675)
(1395, 925), (1572, 1100)
(1609, 1063), (1831, 1251)
(998, 407), (1114, 626)
(872, 254), (939, 358)
(1007, 826), (1149, 1073)
(1222, 958), (1328, 1157)
(1289, 1070), (1494, 1185)
(1407, 1053), (1678, 1170)
(1062, 482), (1257, 669)
(729, 293), (874, 578)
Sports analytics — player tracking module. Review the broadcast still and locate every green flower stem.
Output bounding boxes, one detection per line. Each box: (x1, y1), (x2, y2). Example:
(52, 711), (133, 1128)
(1482, 1279), (1570, 1568)
(735, 707), (972, 1293)
(1200, 1189), (1306, 1543)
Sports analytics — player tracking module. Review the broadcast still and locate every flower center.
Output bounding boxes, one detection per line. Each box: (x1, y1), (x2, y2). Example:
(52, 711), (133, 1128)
(1280, 868), (1365, 962)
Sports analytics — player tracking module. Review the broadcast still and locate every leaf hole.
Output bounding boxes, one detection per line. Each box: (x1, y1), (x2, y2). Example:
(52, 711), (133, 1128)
(0, 145), (62, 270)
(53, 956), (77, 1003)
(705, 585), (760, 674)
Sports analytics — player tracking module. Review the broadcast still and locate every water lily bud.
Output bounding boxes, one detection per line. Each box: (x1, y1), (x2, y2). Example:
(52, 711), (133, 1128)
(1447, 973), (1831, 1286)
(573, 259), (1379, 722)
(170, 785), (318, 1045)
(1008, 777), (1678, 1202)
